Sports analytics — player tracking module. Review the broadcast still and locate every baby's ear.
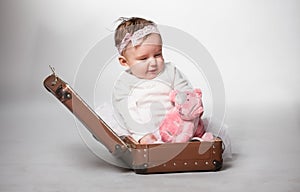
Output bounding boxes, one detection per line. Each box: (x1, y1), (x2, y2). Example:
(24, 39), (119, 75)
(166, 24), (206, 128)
(118, 56), (128, 67)
(169, 90), (178, 102)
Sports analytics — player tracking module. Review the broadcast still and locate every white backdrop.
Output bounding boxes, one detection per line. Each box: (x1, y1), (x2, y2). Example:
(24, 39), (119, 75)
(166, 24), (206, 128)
(1, 0), (299, 106)
(0, 0), (299, 191)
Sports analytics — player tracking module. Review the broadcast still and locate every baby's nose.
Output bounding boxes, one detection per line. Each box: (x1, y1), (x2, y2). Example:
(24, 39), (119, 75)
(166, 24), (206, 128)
(149, 58), (157, 66)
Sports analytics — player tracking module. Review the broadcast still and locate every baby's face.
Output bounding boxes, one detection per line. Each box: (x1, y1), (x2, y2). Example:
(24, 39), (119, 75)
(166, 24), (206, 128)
(122, 34), (164, 79)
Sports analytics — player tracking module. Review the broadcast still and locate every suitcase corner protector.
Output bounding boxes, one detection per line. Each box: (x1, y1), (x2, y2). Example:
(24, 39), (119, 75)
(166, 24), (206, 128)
(213, 159), (223, 171)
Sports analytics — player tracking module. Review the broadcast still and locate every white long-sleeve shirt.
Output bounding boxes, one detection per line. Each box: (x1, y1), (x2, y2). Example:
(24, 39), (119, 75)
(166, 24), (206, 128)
(112, 62), (192, 141)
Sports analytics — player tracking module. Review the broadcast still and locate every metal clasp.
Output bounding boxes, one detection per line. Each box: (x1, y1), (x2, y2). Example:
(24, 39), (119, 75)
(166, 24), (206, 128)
(55, 84), (72, 102)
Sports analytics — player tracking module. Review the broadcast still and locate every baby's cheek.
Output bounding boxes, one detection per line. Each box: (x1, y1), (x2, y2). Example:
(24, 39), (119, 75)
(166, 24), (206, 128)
(158, 57), (164, 64)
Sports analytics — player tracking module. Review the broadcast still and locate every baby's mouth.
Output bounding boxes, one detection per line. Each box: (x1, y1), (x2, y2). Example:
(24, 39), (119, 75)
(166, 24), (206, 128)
(148, 69), (157, 73)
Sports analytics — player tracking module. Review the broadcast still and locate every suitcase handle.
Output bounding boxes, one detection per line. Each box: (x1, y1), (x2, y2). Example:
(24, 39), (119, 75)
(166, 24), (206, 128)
(43, 67), (128, 155)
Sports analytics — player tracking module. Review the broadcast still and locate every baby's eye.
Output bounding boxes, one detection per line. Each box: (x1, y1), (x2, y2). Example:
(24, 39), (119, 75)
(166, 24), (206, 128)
(155, 53), (162, 57)
(139, 57), (148, 60)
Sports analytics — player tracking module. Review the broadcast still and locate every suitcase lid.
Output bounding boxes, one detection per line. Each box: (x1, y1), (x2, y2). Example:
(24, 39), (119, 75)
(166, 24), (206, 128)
(43, 67), (127, 154)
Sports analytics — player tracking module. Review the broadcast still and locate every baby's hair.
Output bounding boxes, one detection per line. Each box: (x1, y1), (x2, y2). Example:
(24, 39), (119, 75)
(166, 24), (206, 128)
(114, 17), (156, 53)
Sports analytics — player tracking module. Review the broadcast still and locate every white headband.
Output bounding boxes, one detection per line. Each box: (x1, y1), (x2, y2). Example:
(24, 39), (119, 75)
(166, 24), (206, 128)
(118, 25), (160, 54)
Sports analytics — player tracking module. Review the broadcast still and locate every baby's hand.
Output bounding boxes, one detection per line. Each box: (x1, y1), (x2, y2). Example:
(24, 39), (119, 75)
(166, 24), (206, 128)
(139, 133), (157, 144)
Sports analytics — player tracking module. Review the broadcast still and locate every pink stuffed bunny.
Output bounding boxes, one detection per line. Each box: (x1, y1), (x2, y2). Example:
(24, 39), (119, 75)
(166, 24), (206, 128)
(159, 89), (213, 143)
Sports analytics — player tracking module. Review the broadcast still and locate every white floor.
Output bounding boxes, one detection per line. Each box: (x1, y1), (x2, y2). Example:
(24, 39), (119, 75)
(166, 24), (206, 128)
(0, 97), (299, 192)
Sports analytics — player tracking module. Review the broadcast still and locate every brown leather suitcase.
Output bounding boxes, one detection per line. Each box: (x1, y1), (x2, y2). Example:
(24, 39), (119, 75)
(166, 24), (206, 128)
(43, 68), (223, 174)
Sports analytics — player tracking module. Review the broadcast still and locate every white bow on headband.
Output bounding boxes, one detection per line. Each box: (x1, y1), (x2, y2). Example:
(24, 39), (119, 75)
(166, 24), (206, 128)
(118, 25), (160, 54)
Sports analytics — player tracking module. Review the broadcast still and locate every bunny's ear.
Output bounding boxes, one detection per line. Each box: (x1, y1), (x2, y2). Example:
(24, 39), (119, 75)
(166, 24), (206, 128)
(169, 90), (178, 102)
(194, 88), (202, 96)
